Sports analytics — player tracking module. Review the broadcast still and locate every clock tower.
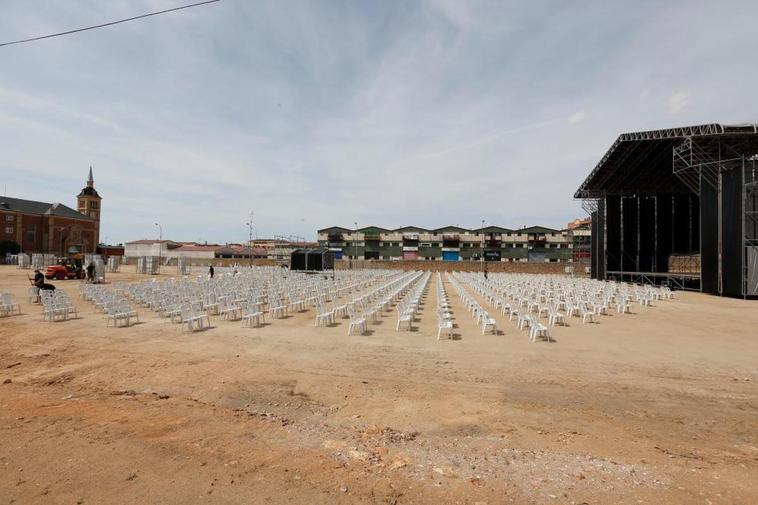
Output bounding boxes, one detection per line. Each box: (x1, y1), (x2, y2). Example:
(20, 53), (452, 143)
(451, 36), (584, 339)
(77, 166), (102, 248)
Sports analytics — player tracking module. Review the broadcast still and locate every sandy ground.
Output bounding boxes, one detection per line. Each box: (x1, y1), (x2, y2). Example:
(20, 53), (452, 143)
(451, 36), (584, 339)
(0, 264), (757, 505)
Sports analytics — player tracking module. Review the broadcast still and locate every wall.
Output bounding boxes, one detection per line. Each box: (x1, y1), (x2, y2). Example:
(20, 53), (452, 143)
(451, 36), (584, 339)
(124, 243), (165, 258)
(165, 258), (286, 268)
(1, 211), (97, 254)
(333, 260), (579, 275)
(165, 249), (215, 260)
(46, 216), (98, 254)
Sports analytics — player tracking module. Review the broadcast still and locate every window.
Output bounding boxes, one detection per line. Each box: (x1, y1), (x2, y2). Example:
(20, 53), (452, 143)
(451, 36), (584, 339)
(4, 226), (12, 234)
(79, 199), (85, 208)
(25, 224), (36, 243)
(89, 201), (99, 209)
(5, 215), (13, 222)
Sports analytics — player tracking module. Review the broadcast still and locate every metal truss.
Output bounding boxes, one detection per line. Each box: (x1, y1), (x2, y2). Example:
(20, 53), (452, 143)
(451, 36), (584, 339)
(745, 157), (758, 295)
(575, 123), (758, 198)
(581, 198), (598, 215)
(607, 270), (700, 291)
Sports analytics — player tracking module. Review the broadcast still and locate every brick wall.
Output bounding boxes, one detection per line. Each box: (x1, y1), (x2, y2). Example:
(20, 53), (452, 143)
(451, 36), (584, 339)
(334, 260), (580, 275)
(127, 257), (582, 275)
(46, 216), (98, 254)
(125, 257), (288, 268)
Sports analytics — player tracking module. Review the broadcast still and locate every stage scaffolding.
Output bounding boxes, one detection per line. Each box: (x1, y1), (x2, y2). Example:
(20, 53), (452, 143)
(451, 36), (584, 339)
(575, 123), (758, 297)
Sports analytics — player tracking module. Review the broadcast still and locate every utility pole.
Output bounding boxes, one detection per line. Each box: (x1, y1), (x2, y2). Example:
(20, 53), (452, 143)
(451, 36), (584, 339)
(246, 211), (254, 268)
(354, 221), (358, 270)
(481, 219), (485, 275)
(154, 222), (162, 274)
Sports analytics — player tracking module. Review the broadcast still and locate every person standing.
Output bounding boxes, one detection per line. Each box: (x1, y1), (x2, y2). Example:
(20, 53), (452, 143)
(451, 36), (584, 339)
(86, 261), (96, 283)
(208, 264), (215, 279)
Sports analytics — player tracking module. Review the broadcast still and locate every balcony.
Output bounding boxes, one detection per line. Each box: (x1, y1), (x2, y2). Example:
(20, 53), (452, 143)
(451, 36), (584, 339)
(442, 234), (460, 249)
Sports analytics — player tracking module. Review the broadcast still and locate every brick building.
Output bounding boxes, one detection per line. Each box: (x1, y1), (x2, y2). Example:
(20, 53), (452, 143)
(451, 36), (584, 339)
(0, 168), (101, 255)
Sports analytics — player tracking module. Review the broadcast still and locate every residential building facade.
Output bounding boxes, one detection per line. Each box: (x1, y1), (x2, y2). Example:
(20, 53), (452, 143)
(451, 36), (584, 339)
(317, 224), (589, 263)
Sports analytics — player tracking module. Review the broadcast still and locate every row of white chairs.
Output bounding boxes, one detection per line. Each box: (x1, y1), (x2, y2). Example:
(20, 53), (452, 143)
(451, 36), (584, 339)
(0, 293), (21, 317)
(452, 272), (551, 342)
(435, 273), (454, 340)
(120, 267), (396, 332)
(40, 289), (78, 322)
(447, 273), (499, 335)
(80, 284), (139, 327)
(395, 272), (431, 332)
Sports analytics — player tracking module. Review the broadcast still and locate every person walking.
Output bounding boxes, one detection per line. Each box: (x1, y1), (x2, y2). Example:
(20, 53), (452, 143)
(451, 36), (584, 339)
(86, 261), (96, 283)
(208, 264), (215, 279)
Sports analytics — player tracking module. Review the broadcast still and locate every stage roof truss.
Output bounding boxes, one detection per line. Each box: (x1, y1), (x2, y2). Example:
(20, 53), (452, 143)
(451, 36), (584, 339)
(581, 198), (598, 215)
(575, 123), (758, 199)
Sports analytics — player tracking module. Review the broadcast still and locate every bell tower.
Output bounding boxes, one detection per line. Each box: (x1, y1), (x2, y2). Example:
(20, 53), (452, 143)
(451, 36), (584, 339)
(77, 166), (102, 250)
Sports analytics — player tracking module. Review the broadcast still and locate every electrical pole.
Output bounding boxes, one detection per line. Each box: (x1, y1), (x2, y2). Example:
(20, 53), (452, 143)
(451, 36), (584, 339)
(481, 219), (485, 275)
(354, 221), (358, 270)
(154, 222), (162, 274)
(246, 211), (254, 268)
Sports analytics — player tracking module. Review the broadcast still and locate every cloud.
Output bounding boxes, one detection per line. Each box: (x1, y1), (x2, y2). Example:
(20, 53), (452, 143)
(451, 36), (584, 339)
(665, 92), (690, 115)
(1, 1), (756, 243)
(568, 112), (587, 125)
(426, 0), (474, 29)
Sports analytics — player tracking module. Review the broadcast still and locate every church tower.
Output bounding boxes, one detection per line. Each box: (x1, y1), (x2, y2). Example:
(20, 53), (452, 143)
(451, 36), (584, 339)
(77, 166), (102, 249)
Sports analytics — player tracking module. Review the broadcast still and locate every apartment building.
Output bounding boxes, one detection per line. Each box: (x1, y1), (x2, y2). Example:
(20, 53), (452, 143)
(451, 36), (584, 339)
(317, 224), (587, 263)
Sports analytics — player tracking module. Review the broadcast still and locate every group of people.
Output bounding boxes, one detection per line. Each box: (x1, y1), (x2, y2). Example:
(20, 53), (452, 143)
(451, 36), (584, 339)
(29, 261), (100, 303)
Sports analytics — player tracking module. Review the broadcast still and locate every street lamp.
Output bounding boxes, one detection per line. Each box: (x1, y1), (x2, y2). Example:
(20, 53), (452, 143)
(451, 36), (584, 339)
(154, 222), (162, 274)
(354, 221), (358, 269)
(481, 219), (485, 275)
(245, 211), (254, 269)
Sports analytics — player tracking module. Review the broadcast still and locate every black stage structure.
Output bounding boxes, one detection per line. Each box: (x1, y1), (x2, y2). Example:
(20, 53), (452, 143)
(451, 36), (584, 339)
(290, 248), (335, 272)
(575, 123), (758, 298)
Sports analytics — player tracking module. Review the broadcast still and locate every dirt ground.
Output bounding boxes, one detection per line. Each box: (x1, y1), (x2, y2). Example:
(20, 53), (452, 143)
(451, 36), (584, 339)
(0, 265), (756, 505)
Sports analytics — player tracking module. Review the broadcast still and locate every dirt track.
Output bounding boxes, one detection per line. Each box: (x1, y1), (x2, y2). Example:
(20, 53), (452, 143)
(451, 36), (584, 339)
(1, 265), (757, 504)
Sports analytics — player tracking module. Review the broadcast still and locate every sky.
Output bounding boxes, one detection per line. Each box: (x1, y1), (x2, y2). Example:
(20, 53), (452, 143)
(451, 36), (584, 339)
(1, 0), (757, 244)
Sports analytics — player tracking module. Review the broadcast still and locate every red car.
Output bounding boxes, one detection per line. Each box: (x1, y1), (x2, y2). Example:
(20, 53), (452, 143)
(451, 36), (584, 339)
(45, 264), (85, 280)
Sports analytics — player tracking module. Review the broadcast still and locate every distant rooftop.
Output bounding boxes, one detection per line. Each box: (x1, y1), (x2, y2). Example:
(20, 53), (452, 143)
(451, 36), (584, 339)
(317, 224), (570, 234)
(0, 196), (93, 221)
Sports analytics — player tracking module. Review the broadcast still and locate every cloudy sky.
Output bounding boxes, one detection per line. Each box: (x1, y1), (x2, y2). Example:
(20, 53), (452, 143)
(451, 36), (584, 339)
(1, 0), (756, 244)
